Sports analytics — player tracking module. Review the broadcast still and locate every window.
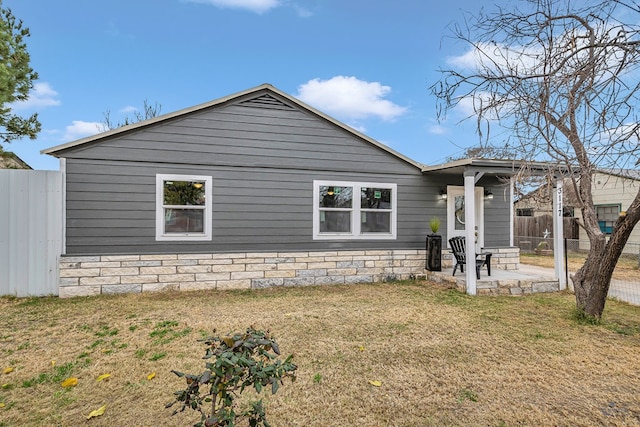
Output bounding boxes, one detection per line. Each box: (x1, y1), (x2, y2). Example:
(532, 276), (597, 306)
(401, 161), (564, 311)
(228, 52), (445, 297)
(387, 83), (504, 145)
(596, 204), (620, 234)
(313, 180), (397, 240)
(156, 174), (212, 241)
(516, 208), (533, 217)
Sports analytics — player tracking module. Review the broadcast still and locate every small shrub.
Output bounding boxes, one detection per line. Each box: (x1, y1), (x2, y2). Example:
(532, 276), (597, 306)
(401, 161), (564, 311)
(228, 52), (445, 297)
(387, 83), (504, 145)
(167, 327), (297, 427)
(429, 216), (441, 234)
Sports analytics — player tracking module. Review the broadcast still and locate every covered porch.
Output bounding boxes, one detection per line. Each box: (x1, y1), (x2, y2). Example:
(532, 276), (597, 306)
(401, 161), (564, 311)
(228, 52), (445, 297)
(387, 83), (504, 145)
(423, 158), (567, 295)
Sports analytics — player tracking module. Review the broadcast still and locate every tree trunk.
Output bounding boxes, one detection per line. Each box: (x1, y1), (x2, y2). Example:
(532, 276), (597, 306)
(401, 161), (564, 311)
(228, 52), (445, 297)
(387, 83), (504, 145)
(572, 196), (640, 318)
(572, 236), (613, 318)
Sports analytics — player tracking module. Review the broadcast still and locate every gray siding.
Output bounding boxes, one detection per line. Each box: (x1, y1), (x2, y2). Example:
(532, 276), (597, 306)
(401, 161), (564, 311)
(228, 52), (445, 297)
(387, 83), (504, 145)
(62, 99), (414, 174)
(62, 90), (444, 255)
(425, 175), (511, 248)
(479, 178), (512, 247)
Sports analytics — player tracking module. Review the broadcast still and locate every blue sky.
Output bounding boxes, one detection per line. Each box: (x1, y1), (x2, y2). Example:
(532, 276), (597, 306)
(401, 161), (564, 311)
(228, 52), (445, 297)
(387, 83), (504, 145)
(8, 0), (493, 170)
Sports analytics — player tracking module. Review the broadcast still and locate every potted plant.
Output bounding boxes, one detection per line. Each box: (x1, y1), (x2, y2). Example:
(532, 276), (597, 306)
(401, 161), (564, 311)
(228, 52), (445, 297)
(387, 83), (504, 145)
(426, 216), (442, 271)
(429, 216), (441, 235)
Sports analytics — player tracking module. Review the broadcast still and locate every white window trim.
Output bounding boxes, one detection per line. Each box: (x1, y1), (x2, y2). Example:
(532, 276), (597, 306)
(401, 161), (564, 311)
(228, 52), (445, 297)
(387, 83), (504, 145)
(155, 174), (212, 241)
(312, 180), (397, 240)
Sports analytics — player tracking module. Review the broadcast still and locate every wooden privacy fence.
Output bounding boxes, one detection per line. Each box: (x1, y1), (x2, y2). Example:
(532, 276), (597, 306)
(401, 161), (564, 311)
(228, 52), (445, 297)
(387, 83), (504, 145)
(0, 170), (63, 296)
(514, 215), (578, 239)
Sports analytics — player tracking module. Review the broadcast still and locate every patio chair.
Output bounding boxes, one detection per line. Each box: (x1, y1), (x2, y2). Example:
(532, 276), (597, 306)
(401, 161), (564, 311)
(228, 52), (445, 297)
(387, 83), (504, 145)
(448, 236), (492, 280)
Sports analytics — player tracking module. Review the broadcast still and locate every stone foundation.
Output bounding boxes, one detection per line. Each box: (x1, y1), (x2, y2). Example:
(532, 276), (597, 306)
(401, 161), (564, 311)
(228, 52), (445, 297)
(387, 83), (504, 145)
(439, 246), (520, 271)
(426, 269), (560, 296)
(58, 249), (428, 298)
(427, 246), (560, 296)
(476, 279), (560, 296)
(483, 246), (520, 270)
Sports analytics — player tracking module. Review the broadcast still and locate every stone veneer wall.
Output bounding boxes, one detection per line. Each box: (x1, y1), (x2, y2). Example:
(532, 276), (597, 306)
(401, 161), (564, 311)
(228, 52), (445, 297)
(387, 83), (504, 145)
(481, 246), (520, 270)
(58, 249), (427, 298)
(440, 246), (520, 271)
(430, 246), (560, 296)
(58, 246), (522, 298)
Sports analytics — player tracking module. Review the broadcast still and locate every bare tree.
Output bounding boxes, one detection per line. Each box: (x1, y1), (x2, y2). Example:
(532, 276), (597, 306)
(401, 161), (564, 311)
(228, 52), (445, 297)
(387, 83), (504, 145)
(431, 0), (640, 318)
(445, 143), (519, 163)
(102, 99), (162, 130)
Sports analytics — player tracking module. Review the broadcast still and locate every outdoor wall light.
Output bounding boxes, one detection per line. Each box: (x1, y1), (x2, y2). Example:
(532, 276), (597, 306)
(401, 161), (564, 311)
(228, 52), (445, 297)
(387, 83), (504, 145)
(440, 189), (447, 200)
(485, 189), (494, 200)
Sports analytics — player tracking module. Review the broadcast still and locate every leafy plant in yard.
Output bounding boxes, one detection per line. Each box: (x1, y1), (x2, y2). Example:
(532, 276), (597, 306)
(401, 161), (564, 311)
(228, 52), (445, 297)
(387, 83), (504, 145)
(167, 327), (297, 427)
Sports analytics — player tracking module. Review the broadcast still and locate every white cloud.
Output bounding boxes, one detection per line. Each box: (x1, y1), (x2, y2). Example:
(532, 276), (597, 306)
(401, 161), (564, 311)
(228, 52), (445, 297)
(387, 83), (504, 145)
(63, 121), (106, 141)
(186, 0), (280, 13)
(296, 76), (407, 122)
(293, 5), (312, 17)
(428, 124), (447, 135)
(12, 82), (61, 110)
(349, 123), (367, 133)
(119, 105), (138, 114)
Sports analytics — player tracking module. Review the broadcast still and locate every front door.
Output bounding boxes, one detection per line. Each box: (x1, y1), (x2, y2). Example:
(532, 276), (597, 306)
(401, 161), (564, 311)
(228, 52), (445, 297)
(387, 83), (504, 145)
(446, 186), (484, 250)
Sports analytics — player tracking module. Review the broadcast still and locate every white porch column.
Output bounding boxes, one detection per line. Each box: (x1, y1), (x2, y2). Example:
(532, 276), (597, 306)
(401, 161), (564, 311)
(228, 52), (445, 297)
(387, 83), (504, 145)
(464, 172), (477, 295)
(509, 177), (514, 247)
(552, 178), (566, 290)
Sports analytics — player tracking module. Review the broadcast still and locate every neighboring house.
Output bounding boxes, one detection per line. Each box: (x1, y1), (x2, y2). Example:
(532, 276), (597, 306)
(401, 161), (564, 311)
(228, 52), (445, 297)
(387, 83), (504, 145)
(514, 180), (577, 218)
(43, 83), (530, 297)
(580, 170), (640, 254)
(0, 151), (32, 169)
(514, 170), (640, 254)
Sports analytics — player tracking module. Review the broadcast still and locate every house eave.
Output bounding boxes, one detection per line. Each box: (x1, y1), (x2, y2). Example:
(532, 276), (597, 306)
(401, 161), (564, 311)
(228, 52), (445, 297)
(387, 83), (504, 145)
(422, 158), (560, 176)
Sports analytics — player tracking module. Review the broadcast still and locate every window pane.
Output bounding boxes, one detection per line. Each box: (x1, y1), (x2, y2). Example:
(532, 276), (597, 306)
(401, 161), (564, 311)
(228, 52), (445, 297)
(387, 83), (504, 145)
(454, 195), (465, 230)
(319, 186), (352, 208)
(361, 211), (391, 233)
(597, 205), (619, 234)
(319, 210), (351, 233)
(164, 180), (206, 206)
(164, 209), (204, 233)
(361, 187), (392, 209)
(516, 208), (533, 217)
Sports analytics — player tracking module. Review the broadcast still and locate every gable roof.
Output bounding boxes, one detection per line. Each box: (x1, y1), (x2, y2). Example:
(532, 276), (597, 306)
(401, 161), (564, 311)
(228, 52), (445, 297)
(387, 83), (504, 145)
(42, 83), (425, 170)
(596, 168), (640, 181)
(0, 151), (32, 169)
(514, 168), (640, 205)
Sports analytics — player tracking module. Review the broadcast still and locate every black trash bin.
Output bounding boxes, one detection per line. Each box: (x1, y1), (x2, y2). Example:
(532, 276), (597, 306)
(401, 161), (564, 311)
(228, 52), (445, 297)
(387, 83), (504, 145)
(426, 234), (442, 271)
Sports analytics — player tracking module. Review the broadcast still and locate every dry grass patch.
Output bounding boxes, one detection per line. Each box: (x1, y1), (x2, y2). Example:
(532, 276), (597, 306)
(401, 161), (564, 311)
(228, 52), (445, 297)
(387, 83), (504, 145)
(521, 252), (640, 282)
(1, 281), (640, 426)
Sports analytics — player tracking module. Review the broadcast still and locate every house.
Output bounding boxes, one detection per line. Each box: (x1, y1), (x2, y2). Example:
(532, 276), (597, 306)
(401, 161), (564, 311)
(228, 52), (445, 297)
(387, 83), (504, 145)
(43, 83), (542, 298)
(0, 151), (32, 169)
(514, 170), (640, 254)
(514, 181), (577, 218)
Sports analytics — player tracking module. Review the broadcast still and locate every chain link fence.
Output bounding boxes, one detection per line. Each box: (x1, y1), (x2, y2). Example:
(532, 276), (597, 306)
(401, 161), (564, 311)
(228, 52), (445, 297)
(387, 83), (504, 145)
(515, 236), (640, 305)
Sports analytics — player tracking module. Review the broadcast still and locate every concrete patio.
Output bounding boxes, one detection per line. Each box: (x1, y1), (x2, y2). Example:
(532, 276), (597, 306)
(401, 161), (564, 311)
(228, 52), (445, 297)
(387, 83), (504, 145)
(425, 263), (561, 296)
(426, 263), (640, 306)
